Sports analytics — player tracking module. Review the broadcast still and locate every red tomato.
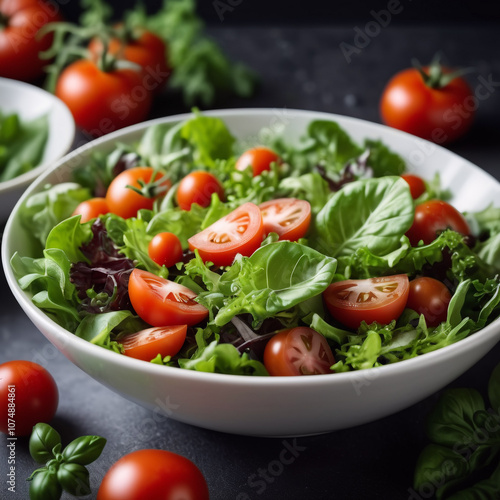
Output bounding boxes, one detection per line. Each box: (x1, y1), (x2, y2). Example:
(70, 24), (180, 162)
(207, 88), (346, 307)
(88, 29), (170, 94)
(259, 198), (311, 241)
(148, 232), (183, 268)
(97, 449), (209, 500)
(380, 64), (474, 144)
(323, 274), (410, 330)
(263, 327), (335, 376)
(106, 167), (171, 219)
(176, 171), (225, 211)
(235, 147), (281, 176)
(121, 325), (187, 361)
(406, 200), (471, 246)
(72, 198), (109, 223)
(55, 59), (152, 136)
(407, 277), (451, 327)
(401, 174), (426, 200)
(128, 269), (208, 327)
(188, 202), (264, 267)
(0, 0), (62, 82)
(0, 360), (58, 436)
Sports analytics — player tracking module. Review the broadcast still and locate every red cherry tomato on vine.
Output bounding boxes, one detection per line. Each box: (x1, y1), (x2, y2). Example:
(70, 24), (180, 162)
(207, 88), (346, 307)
(0, 360), (58, 436)
(97, 449), (209, 500)
(88, 29), (170, 93)
(128, 269), (209, 327)
(55, 59), (152, 136)
(407, 277), (451, 327)
(0, 0), (62, 82)
(406, 200), (471, 246)
(148, 232), (183, 268)
(401, 174), (426, 200)
(259, 198), (311, 241)
(176, 171), (225, 211)
(235, 147), (282, 176)
(72, 198), (109, 223)
(263, 327), (335, 376)
(106, 167), (171, 219)
(121, 325), (187, 361)
(188, 202), (264, 267)
(323, 274), (410, 330)
(380, 62), (474, 144)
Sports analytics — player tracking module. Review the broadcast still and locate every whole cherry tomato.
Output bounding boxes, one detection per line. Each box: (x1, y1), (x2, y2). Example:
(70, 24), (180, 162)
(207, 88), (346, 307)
(407, 277), (451, 327)
(148, 232), (183, 268)
(0, 0), (62, 82)
(176, 171), (225, 211)
(401, 174), (426, 200)
(0, 360), (58, 436)
(380, 60), (474, 144)
(55, 59), (152, 136)
(235, 147), (282, 176)
(72, 198), (109, 223)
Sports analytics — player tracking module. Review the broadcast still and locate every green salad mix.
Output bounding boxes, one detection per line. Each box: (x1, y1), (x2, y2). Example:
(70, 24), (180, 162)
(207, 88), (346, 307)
(11, 113), (500, 376)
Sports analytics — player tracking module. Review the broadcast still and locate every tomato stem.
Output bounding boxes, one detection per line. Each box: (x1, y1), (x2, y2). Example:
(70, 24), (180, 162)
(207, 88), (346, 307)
(125, 171), (170, 199)
(412, 54), (474, 90)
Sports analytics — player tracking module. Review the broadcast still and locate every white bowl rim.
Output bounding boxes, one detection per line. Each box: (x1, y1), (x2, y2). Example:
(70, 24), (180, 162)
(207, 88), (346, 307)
(0, 77), (75, 193)
(3, 107), (500, 388)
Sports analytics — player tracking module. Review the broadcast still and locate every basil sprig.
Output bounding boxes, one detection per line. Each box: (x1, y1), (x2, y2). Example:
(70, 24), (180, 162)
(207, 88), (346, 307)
(27, 423), (106, 500)
(413, 363), (500, 499)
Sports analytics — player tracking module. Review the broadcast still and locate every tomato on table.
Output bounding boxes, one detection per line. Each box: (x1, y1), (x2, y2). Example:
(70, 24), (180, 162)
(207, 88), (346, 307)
(97, 449), (209, 500)
(407, 277), (451, 327)
(148, 232), (183, 268)
(263, 327), (335, 376)
(128, 269), (209, 327)
(105, 166), (171, 219)
(259, 198), (311, 241)
(188, 202), (264, 267)
(380, 60), (474, 144)
(323, 274), (410, 330)
(0, 360), (58, 436)
(401, 174), (426, 200)
(406, 200), (471, 246)
(176, 171), (225, 210)
(235, 147), (282, 176)
(55, 58), (152, 136)
(72, 198), (109, 223)
(121, 325), (187, 361)
(88, 28), (170, 93)
(0, 0), (62, 82)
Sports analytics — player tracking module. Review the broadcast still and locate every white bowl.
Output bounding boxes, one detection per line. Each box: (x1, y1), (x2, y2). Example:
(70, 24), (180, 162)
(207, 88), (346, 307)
(0, 78), (75, 221)
(3, 109), (500, 437)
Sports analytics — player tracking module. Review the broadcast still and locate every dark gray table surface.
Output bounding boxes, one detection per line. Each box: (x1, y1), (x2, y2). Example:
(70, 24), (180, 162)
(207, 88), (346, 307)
(1, 24), (500, 500)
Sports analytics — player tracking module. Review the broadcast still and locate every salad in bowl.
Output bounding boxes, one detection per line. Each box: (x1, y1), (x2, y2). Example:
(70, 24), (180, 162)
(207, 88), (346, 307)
(4, 109), (500, 436)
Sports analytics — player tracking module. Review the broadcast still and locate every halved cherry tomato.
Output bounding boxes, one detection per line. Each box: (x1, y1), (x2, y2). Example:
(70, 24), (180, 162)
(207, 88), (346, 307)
(235, 147), (281, 176)
(263, 327), (335, 376)
(106, 167), (171, 219)
(97, 449), (209, 500)
(406, 200), (470, 246)
(323, 274), (410, 330)
(128, 269), (208, 327)
(407, 277), (451, 327)
(72, 198), (109, 223)
(176, 171), (224, 211)
(259, 198), (311, 241)
(188, 202), (264, 267)
(148, 232), (183, 268)
(121, 325), (187, 361)
(401, 174), (426, 200)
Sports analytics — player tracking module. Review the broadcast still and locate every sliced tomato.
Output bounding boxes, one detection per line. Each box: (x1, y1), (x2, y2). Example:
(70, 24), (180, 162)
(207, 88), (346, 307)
(323, 274), (410, 330)
(259, 198), (311, 241)
(263, 327), (335, 376)
(121, 325), (187, 361)
(128, 269), (208, 327)
(188, 202), (264, 267)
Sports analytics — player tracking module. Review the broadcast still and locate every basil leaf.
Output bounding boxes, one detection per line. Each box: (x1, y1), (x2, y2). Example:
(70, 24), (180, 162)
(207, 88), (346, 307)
(312, 176), (414, 257)
(426, 388), (486, 447)
(29, 424), (62, 464)
(28, 469), (62, 500)
(446, 462), (500, 500)
(56, 463), (90, 496)
(61, 435), (106, 465)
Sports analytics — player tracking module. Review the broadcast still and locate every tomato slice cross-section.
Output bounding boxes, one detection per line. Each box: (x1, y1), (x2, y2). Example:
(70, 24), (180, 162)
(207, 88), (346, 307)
(259, 198), (311, 241)
(323, 274), (410, 330)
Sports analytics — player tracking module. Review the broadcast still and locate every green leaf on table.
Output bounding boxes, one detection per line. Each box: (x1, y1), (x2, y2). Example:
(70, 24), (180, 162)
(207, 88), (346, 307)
(62, 435), (106, 466)
(28, 469), (62, 500)
(56, 463), (91, 496)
